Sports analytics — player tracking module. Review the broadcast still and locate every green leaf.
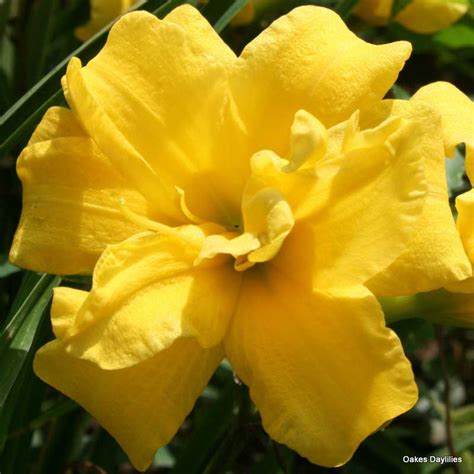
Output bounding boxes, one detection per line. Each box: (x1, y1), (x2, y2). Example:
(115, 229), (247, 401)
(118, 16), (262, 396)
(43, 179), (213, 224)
(0, 273), (60, 410)
(0, 0), (12, 45)
(22, 0), (60, 87)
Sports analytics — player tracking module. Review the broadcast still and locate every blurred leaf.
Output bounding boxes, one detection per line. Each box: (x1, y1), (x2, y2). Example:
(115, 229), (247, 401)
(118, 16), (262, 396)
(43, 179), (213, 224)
(361, 429), (419, 473)
(391, 0), (412, 17)
(154, 446), (176, 468)
(0, 254), (19, 278)
(20, 398), (79, 434)
(435, 23), (474, 49)
(446, 148), (468, 198)
(452, 404), (474, 425)
(31, 409), (91, 474)
(171, 384), (236, 474)
(0, 0), (12, 43)
(204, 0), (247, 33)
(391, 84), (411, 99)
(388, 317), (435, 354)
(22, 0), (59, 87)
(336, 0), (359, 18)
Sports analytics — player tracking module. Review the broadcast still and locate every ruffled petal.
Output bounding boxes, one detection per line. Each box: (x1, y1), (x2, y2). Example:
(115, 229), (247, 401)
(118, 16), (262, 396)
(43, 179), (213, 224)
(59, 226), (241, 369)
(9, 107), (152, 275)
(364, 100), (471, 295)
(411, 81), (474, 165)
(268, 102), (429, 291)
(230, 6), (411, 159)
(396, 0), (468, 34)
(225, 268), (417, 467)
(64, 7), (246, 226)
(34, 338), (222, 471)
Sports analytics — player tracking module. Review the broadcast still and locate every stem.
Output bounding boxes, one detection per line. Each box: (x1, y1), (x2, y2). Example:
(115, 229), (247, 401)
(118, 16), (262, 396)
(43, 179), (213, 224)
(435, 326), (461, 474)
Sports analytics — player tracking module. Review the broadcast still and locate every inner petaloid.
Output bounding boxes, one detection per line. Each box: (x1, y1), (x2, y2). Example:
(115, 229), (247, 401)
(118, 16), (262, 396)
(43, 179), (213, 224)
(119, 107), (405, 272)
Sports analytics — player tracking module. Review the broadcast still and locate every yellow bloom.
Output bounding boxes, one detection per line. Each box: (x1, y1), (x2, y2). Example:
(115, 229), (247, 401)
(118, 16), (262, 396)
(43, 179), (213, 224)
(75, 0), (136, 41)
(11, 5), (469, 471)
(354, 0), (470, 34)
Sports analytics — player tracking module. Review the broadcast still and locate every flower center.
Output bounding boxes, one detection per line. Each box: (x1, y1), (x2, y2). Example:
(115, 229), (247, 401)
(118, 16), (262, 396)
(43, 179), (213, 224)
(119, 109), (330, 272)
(197, 186), (295, 271)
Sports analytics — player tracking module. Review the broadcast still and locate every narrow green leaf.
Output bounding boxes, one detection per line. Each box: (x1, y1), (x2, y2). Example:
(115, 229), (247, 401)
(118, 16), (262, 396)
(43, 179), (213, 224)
(22, 0), (59, 87)
(0, 273), (60, 409)
(0, 273), (55, 354)
(0, 0), (12, 45)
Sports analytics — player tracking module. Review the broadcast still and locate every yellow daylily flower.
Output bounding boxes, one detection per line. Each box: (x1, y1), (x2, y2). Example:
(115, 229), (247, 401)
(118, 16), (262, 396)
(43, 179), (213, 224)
(75, 0), (136, 41)
(354, 0), (470, 34)
(12, 5), (469, 471)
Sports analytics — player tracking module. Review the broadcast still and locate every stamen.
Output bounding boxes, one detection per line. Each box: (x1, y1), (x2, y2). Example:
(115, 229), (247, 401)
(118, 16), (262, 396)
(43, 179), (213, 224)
(176, 187), (206, 224)
(118, 197), (175, 235)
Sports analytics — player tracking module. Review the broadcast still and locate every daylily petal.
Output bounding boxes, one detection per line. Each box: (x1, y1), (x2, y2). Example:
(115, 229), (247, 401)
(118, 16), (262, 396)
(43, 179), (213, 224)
(410, 82), (474, 278)
(64, 7), (246, 226)
(269, 102), (429, 291)
(34, 338), (222, 472)
(230, 6), (411, 158)
(396, 0), (469, 34)
(9, 107), (152, 275)
(60, 226), (241, 369)
(411, 81), (474, 165)
(51, 287), (88, 339)
(225, 268), (417, 467)
(364, 100), (471, 295)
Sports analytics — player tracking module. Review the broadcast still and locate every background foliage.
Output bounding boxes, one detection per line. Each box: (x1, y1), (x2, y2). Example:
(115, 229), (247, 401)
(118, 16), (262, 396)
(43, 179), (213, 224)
(0, 0), (473, 472)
